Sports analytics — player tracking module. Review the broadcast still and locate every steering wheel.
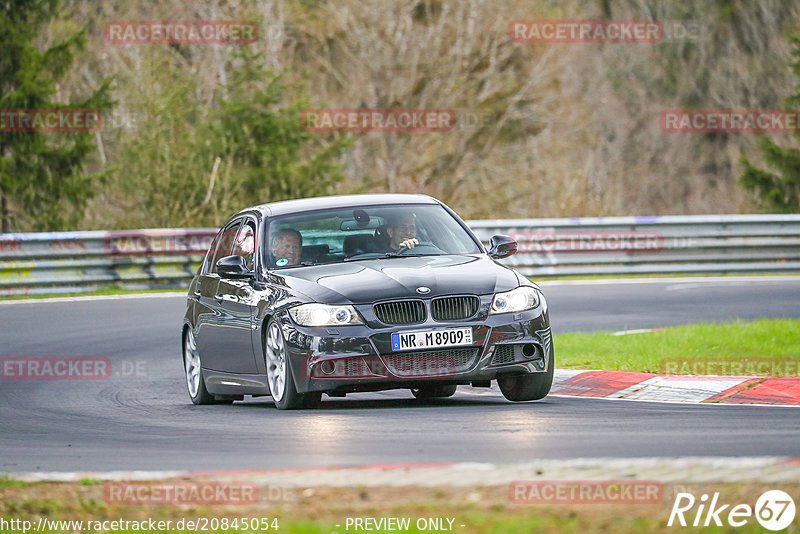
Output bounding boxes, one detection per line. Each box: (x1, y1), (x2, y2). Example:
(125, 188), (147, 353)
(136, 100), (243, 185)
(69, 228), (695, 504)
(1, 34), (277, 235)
(395, 243), (442, 254)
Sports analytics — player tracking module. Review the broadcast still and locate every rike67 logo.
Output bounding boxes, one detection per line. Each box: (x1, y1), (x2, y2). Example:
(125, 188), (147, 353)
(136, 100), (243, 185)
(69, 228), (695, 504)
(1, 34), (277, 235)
(668, 490), (796, 531)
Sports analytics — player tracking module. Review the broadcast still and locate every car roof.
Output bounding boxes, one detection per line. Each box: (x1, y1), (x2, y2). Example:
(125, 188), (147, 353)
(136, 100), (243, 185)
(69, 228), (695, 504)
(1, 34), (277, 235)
(239, 194), (441, 217)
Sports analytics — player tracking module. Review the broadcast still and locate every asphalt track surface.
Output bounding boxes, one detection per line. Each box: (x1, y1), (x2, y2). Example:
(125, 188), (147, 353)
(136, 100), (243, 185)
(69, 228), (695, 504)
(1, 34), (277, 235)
(1, 277), (798, 472)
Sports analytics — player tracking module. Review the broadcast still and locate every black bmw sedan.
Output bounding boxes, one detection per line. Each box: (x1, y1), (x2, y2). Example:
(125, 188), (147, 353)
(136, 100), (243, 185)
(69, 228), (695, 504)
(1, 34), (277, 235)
(182, 194), (553, 409)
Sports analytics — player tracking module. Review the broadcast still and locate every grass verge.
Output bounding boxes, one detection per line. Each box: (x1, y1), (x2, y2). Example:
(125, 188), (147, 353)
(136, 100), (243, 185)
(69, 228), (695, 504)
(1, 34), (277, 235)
(555, 318), (800, 373)
(0, 481), (796, 533)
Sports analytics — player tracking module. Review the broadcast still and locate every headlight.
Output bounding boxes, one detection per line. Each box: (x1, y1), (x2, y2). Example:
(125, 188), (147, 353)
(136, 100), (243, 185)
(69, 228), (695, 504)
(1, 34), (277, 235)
(289, 304), (363, 326)
(489, 286), (540, 314)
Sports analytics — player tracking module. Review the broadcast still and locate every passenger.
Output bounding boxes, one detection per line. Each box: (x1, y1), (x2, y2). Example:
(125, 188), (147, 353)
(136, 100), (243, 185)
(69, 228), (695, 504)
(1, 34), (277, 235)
(270, 228), (302, 266)
(385, 213), (419, 251)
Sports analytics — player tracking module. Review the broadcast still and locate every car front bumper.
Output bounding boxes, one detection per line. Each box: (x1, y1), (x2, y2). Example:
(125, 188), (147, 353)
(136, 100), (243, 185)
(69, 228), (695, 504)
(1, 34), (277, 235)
(281, 304), (552, 394)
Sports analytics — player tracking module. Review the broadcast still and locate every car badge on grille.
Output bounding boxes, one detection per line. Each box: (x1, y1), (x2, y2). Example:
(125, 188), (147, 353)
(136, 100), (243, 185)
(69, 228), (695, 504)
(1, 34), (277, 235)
(416, 286), (431, 294)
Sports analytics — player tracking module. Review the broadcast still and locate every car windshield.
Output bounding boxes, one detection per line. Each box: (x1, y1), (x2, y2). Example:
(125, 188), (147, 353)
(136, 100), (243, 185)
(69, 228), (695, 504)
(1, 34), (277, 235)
(264, 204), (482, 269)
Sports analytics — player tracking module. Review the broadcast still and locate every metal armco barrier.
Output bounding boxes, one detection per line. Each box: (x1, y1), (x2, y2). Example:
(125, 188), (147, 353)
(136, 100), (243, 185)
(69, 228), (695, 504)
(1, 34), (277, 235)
(0, 228), (218, 296)
(467, 214), (800, 277)
(1, 215), (799, 296)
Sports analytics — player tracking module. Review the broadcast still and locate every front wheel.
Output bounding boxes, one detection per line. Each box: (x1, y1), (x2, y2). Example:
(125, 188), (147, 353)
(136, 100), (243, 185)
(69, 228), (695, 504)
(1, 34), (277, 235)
(498, 345), (554, 402)
(411, 384), (458, 399)
(265, 319), (318, 410)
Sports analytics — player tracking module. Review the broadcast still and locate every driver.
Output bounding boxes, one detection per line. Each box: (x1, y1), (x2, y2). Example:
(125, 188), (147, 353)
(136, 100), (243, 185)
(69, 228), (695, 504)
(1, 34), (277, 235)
(385, 213), (419, 251)
(270, 228), (302, 266)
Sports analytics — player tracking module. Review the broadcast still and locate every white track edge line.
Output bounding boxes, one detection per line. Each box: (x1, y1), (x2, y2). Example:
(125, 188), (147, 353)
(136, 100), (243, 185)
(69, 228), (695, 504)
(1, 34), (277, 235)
(538, 275), (800, 286)
(0, 292), (186, 305)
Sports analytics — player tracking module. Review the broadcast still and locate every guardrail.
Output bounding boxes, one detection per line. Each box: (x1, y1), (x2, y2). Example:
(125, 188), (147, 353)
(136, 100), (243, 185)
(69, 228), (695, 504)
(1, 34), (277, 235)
(0, 229), (218, 296)
(468, 214), (800, 277)
(1, 215), (799, 296)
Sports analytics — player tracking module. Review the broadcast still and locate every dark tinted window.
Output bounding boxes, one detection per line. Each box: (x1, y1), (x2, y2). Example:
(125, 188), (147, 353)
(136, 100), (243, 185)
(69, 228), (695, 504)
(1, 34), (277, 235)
(232, 220), (256, 271)
(208, 220), (242, 274)
(201, 230), (223, 274)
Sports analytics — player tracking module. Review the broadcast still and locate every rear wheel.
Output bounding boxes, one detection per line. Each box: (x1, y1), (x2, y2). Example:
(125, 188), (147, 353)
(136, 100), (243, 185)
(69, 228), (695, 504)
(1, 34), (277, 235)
(184, 329), (214, 405)
(498, 345), (554, 402)
(411, 384), (458, 399)
(265, 319), (319, 410)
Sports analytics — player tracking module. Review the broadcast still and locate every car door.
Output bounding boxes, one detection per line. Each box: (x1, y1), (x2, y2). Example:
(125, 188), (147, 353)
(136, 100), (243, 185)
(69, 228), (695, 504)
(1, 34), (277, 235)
(195, 218), (241, 372)
(211, 216), (261, 374)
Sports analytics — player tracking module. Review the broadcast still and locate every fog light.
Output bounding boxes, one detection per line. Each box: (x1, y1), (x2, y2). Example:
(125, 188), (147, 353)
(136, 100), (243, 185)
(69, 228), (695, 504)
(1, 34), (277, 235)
(522, 344), (537, 358)
(320, 360), (335, 375)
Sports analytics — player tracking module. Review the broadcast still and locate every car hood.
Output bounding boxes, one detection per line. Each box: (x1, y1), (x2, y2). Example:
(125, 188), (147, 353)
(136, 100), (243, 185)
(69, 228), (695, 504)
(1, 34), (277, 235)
(275, 254), (520, 304)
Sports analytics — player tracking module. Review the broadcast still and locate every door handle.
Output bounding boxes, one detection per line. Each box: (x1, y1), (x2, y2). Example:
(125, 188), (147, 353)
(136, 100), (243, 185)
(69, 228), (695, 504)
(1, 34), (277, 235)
(192, 291), (201, 300)
(213, 294), (224, 302)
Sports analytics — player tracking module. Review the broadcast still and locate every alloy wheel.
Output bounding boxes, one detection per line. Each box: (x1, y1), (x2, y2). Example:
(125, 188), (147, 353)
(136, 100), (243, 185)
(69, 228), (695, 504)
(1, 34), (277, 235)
(184, 330), (201, 398)
(265, 322), (287, 401)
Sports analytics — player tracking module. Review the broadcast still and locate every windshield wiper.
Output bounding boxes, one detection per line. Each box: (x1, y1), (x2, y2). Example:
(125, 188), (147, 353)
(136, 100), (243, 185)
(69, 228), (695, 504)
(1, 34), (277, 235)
(344, 253), (384, 261)
(382, 252), (429, 258)
(344, 251), (435, 262)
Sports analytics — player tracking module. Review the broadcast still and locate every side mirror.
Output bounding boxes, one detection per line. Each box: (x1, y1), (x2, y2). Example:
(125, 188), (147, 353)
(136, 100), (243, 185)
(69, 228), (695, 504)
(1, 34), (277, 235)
(216, 255), (253, 279)
(487, 235), (518, 259)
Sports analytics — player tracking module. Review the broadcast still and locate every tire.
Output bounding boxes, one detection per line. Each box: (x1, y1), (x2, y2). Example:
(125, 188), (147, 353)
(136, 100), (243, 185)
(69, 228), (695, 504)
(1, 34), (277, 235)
(498, 345), (554, 402)
(411, 384), (458, 399)
(183, 329), (215, 405)
(265, 319), (319, 410)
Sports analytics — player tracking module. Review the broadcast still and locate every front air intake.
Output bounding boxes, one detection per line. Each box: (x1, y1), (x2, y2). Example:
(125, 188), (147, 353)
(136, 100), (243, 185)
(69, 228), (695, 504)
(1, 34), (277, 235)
(381, 348), (479, 377)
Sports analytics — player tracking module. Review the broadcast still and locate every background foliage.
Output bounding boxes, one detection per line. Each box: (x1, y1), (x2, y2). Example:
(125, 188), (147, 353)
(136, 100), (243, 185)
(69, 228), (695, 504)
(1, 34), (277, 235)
(3, 0), (800, 231)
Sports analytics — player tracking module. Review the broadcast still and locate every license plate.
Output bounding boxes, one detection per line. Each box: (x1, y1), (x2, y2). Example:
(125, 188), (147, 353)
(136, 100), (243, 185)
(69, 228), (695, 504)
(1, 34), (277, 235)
(391, 327), (473, 351)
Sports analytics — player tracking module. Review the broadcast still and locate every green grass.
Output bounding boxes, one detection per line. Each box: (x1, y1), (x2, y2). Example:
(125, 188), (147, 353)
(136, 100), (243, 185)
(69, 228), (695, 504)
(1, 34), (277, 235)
(0, 475), (32, 488)
(3, 482), (797, 534)
(556, 318), (800, 373)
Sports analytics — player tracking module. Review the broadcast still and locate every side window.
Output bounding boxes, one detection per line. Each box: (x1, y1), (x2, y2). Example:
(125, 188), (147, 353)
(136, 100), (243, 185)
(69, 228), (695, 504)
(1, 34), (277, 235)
(201, 229), (224, 275)
(209, 220), (242, 274)
(232, 220), (256, 271)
